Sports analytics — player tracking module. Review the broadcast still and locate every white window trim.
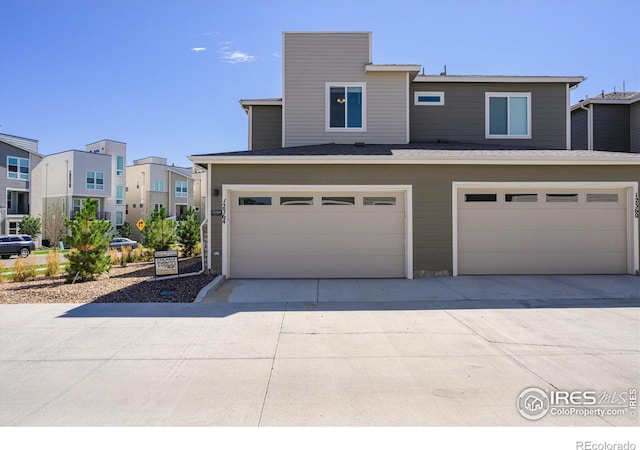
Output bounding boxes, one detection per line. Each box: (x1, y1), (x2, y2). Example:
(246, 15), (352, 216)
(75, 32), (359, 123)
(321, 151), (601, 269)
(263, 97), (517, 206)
(153, 203), (165, 213)
(116, 185), (124, 205)
(154, 180), (165, 192)
(86, 170), (105, 190)
(115, 211), (124, 226)
(451, 181), (639, 276)
(175, 181), (188, 198)
(325, 82), (367, 132)
(116, 156), (124, 176)
(7, 156), (29, 181)
(221, 184), (413, 279)
(414, 91), (445, 106)
(485, 92), (532, 139)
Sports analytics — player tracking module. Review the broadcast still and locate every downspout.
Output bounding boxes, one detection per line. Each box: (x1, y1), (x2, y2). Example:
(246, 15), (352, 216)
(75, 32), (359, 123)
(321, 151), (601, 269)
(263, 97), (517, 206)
(579, 103), (594, 150)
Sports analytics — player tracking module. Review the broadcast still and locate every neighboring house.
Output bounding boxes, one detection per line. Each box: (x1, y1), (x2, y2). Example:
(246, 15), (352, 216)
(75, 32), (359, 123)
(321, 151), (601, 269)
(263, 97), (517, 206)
(191, 32), (640, 279)
(31, 139), (127, 240)
(571, 91), (640, 152)
(0, 133), (43, 236)
(125, 156), (193, 241)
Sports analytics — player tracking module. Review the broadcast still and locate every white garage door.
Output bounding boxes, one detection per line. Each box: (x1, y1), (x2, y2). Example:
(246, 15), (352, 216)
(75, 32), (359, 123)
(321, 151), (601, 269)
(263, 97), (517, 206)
(228, 189), (407, 278)
(457, 188), (629, 274)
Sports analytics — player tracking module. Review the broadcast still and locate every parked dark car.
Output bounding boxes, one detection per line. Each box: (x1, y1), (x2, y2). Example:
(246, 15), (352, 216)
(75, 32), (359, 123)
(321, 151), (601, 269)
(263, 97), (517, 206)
(109, 238), (138, 250)
(0, 235), (36, 259)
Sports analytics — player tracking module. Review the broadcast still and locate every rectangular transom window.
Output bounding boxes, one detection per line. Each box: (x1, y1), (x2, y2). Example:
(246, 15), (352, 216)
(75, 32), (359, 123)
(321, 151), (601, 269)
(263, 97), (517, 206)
(239, 197), (272, 206)
(327, 83), (365, 130)
(546, 194), (578, 202)
(322, 196), (355, 205)
(414, 91), (444, 106)
(7, 156), (29, 180)
(363, 196), (397, 205)
(465, 194), (497, 202)
(280, 197), (313, 205)
(486, 92), (531, 138)
(506, 194), (537, 202)
(586, 193), (619, 203)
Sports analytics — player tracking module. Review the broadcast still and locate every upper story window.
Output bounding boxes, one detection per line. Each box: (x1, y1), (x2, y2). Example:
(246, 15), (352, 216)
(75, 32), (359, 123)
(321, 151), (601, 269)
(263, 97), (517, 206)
(154, 180), (164, 192)
(116, 156), (124, 176)
(175, 181), (188, 198)
(7, 156), (29, 180)
(116, 185), (124, 205)
(86, 171), (104, 190)
(414, 91), (444, 106)
(326, 83), (365, 131)
(486, 92), (531, 139)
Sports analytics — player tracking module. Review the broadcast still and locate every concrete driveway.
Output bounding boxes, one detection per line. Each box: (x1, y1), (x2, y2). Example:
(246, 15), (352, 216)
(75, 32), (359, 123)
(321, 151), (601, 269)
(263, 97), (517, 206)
(1, 275), (638, 426)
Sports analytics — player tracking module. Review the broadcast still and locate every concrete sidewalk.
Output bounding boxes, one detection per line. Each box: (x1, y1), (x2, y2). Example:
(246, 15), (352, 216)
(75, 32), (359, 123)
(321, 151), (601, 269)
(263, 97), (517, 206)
(201, 275), (640, 304)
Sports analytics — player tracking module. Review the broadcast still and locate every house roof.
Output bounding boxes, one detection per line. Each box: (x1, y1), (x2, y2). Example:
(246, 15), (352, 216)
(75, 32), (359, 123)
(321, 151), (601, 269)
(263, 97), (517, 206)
(190, 142), (640, 166)
(0, 133), (42, 156)
(414, 75), (585, 87)
(571, 91), (640, 110)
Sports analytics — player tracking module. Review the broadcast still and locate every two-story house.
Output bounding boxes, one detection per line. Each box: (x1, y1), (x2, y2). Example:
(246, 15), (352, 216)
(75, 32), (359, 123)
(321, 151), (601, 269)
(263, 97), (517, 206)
(0, 133), (43, 235)
(125, 156), (193, 241)
(571, 91), (640, 153)
(191, 32), (640, 279)
(31, 139), (127, 239)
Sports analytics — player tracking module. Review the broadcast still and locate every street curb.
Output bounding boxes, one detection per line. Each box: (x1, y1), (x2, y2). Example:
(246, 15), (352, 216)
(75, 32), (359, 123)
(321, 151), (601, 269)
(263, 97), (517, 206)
(194, 274), (225, 303)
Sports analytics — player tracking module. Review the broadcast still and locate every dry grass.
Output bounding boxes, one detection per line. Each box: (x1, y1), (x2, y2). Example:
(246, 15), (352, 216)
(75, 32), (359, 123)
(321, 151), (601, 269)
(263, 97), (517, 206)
(46, 250), (61, 277)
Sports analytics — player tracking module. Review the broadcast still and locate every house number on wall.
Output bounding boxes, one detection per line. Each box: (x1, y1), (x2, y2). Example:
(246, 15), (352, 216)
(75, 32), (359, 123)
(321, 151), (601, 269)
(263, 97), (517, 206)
(635, 192), (639, 218)
(221, 198), (227, 224)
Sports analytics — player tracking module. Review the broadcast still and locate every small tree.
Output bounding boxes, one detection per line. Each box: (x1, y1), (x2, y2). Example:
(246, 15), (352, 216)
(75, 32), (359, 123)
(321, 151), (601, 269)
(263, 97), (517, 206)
(118, 221), (134, 239)
(65, 198), (113, 283)
(176, 207), (200, 257)
(44, 200), (68, 247)
(19, 215), (41, 239)
(142, 206), (176, 251)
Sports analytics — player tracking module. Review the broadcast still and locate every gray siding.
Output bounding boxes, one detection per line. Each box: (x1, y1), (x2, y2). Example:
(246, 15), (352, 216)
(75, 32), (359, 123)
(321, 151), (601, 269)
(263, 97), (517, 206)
(209, 163), (640, 275)
(283, 32), (408, 147)
(593, 104), (631, 152)
(571, 108), (588, 150)
(251, 105), (282, 150)
(0, 142), (32, 205)
(410, 82), (568, 148)
(630, 102), (640, 153)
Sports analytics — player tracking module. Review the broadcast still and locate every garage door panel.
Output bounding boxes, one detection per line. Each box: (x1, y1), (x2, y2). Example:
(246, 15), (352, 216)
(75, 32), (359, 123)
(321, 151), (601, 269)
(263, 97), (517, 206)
(232, 212), (404, 235)
(459, 251), (627, 275)
(231, 255), (405, 278)
(231, 233), (404, 257)
(458, 209), (626, 232)
(459, 230), (627, 253)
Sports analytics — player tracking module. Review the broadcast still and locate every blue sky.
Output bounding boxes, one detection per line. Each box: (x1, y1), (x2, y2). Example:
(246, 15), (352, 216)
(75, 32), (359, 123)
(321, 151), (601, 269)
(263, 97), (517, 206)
(1, 0), (638, 167)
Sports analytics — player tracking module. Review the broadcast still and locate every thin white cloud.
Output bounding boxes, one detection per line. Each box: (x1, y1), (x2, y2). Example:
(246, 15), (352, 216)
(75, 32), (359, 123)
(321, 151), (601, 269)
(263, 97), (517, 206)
(272, 52), (281, 60)
(191, 47), (207, 52)
(221, 50), (255, 64)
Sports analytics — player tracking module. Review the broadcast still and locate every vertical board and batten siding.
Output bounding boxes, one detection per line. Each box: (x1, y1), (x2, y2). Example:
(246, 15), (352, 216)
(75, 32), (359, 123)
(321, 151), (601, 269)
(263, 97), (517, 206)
(208, 163), (640, 275)
(283, 32), (408, 146)
(571, 108), (588, 150)
(631, 102), (640, 153)
(410, 83), (568, 148)
(251, 105), (283, 150)
(593, 104), (631, 152)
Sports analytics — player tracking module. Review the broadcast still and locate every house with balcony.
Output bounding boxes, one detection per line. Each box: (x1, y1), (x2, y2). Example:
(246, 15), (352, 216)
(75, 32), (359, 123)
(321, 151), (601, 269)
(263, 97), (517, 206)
(0, 133), (43, 235)
(571, 91), (640, 153)
(191, 32), (640, 279)
(125, 156), (193, 241)
(31, 139), (127, 240)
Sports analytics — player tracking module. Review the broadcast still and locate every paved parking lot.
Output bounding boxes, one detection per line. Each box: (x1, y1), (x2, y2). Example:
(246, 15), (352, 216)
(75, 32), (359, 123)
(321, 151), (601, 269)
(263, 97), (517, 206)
(1, 275), (639, 426)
